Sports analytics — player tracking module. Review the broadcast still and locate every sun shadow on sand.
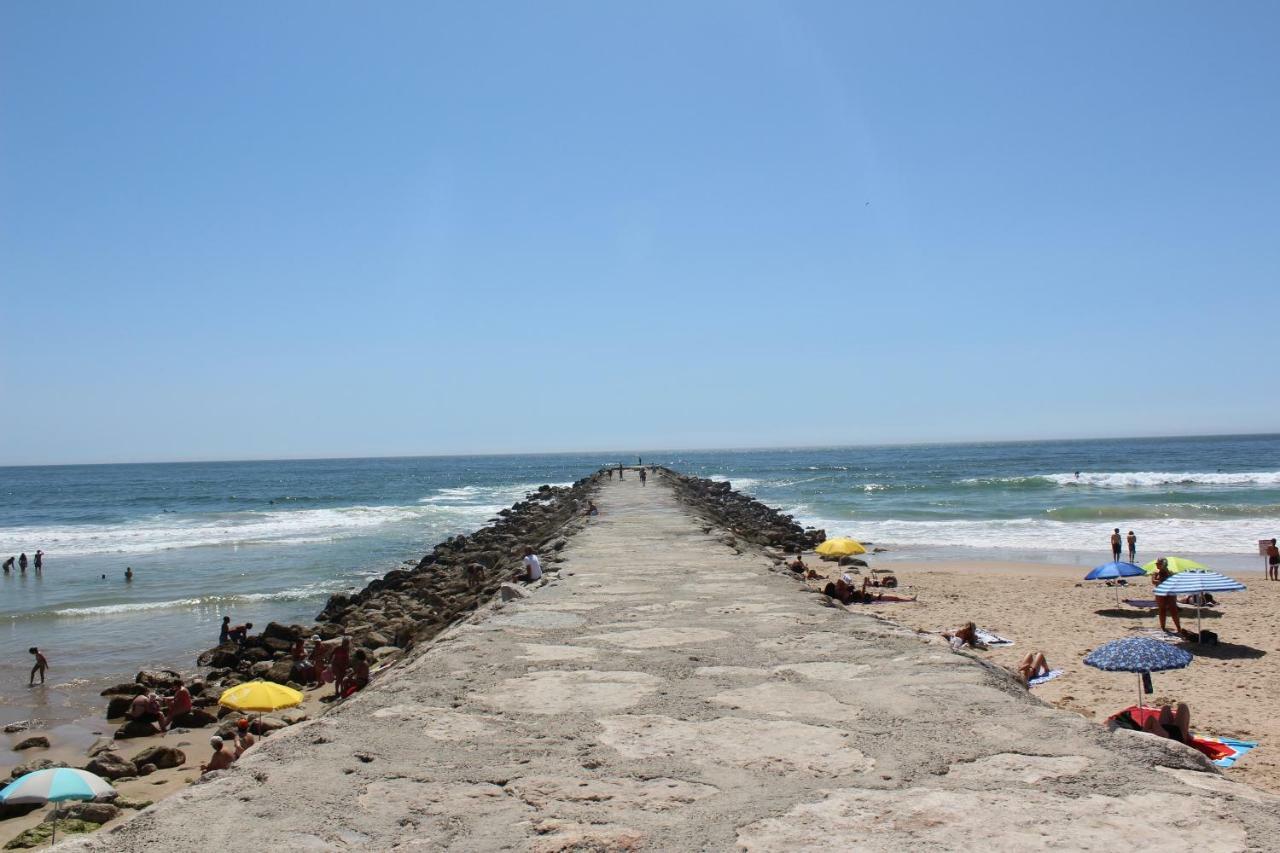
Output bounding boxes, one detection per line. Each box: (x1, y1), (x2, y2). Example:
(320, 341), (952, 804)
(1093, 608), (1224, 620)
(1178, 641), (1266, 660)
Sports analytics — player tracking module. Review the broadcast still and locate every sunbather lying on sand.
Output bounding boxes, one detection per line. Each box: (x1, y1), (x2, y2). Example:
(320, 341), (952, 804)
(1141, 702), (1192, 744)
(943, 622), (986, 650)
(1016, 652), (1050, 685)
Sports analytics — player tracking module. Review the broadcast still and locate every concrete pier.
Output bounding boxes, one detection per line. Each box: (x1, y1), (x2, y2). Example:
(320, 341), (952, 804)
(71, 474), (1280, 851)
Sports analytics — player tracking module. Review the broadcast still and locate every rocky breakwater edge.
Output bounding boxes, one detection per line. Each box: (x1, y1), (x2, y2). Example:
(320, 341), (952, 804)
(662, 468), (826, 557)
(2, 472), (603, 848)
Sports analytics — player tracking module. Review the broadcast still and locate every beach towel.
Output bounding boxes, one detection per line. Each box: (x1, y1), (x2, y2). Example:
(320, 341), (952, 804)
(1123, 599), (1157, 609)
(974, 628), (1013, 647)
(1027, 669), (1063, 687)
(1108, 707), (1242, 763)
(1198, 738), (1259, 768)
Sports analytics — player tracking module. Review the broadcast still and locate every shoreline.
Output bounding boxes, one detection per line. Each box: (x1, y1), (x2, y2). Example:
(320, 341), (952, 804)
(0, 472), (606, 847)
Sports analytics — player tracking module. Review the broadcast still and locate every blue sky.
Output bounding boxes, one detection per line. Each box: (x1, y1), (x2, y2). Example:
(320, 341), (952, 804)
(3, 2), (1277, 464)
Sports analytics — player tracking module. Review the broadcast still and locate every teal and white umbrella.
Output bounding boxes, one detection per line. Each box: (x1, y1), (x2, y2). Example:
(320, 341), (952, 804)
(0, 768), (114, 845)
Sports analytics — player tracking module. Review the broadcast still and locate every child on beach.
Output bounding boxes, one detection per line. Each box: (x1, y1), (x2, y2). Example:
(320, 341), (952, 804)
(28, 647), (48, 686)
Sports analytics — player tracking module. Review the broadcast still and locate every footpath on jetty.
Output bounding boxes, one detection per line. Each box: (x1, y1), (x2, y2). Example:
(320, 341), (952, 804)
(70, 473), (1280, 851)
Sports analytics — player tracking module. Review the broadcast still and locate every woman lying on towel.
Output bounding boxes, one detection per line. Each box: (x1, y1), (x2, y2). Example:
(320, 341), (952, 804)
(1142, 702), (1192, 744)
(943, 622), (986, 650)
(1016, 652), (1051, 685)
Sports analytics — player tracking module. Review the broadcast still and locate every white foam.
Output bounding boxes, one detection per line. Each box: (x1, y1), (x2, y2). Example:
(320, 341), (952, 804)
(44, 584), (349, 618)
(798, 514), (1280, 555)
(707, 475), (761, 493)
(962, 471), (1280, 488)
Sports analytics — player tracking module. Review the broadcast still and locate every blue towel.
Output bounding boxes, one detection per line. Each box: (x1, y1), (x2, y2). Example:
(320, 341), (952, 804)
(1028, 669), (1063, 687)
(1206, 738), (1259, 768)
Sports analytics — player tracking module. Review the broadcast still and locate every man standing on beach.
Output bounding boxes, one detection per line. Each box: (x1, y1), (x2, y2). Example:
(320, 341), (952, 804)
(28, 647), (48, 686)
(1110, 529), (1122, 562)
(1267, 538), (1279, 581)
(1126, 531), (1137, 563)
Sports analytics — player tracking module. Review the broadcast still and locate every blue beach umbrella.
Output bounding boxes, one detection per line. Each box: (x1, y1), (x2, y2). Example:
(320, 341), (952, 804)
(1084, 636), (1193, 709)
(1154, 571), (1246, 636)
(1085, 561), (1147, 606)
(0, 768), (114, 846)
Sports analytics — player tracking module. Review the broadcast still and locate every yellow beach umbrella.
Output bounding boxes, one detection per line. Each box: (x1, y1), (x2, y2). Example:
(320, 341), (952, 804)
(218, 680), (304, 713)
(815, 537), (867, 557)
(1141, 556), (1209, 575)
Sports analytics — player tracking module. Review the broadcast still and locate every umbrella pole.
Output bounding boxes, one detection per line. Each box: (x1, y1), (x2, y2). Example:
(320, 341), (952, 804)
(1138, 673), (1144, 710)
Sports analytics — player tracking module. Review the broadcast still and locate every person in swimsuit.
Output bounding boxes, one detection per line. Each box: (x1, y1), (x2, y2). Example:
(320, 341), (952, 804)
(943, 622), (987, 650)
(1110, 529), (1122, 562)
(788, 555), (807, 574)
(1126, 531), (1136, 562)
(28, 647), (48, 686)
(1016, 652), (1050, 685)
(219, 616), (231, 644)
(1152, 558), (1182, 633)
(1141, 702), (1191, 743)
(1268, 538), (1279, 582)
(33, 551), (42, 572)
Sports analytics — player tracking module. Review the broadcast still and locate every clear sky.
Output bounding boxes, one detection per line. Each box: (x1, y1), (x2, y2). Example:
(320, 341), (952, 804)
(2, 2), (1278, 465)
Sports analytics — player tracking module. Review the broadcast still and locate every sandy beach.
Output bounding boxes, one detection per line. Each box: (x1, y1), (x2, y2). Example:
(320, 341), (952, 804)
(804, 557), (1280, 793)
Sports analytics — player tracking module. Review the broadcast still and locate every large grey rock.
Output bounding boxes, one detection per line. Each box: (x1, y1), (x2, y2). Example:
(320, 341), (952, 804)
(85, 752), (137, 780)
(129, 745), (185, 770)
(46, 802), (119, 824)
(13, 736), (49, 751)
(10, 758), (68, 780)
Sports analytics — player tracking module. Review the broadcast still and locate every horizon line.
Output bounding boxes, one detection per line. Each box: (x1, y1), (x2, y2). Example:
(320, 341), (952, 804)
(2, 430), (1278, 470)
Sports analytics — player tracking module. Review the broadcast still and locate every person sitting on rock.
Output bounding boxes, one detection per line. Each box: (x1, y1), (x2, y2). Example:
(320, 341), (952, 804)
(227, 622), (253, 644)
(788, 555), (807, 574)
(201, 736), (236, 774)
(342, 650), (371, 698)
(584, 501), (599, 517)
(127, 692), (165, 733)
(234, 718), (255, 756)
(163, 681), (192, 729)
(464, 562), (486, 591)
(519, 546), (542, 582)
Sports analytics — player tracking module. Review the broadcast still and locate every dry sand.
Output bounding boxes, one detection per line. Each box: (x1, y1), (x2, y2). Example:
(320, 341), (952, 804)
(809, 558), (1280, 793)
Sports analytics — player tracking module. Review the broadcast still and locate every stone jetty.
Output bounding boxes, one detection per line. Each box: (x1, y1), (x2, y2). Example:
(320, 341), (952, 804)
(68, 471), (1280, 850)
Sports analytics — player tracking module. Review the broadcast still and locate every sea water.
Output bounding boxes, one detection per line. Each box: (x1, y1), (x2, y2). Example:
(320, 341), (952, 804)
(1, 435), (1278, 731)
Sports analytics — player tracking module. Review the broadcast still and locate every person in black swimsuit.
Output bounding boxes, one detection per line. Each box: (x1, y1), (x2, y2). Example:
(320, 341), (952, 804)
(1141, 702), (1191, 743)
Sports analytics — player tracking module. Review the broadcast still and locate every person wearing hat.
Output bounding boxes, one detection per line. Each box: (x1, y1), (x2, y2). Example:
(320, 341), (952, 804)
(201, 736), (236, 774)
(234, 718), (255, 756)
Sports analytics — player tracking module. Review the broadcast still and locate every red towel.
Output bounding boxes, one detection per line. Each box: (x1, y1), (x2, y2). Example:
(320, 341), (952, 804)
(1108, 706), (1236, 761)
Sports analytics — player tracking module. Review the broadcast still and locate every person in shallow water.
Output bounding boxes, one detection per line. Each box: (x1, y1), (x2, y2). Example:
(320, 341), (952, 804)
(33, 550), (42, 571)
(219, 616), (231, 644)
(28, 647), (48, 686)
(2, 556), (12, 573)
(125, 566), (133, 581)
(18, 553), (27, 572)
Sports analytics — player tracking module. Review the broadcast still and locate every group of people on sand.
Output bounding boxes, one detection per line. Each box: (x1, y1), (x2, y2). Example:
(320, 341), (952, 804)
(201, 719), (256, 775)
(3, 551), (43, 573)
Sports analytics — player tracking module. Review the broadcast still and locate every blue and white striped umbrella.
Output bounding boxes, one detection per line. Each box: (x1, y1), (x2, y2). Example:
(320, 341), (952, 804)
(0, 767), (113, 805)
(1085, 636), (1193, 709)
(1154, 570), (1245, 635)
(1154, 571), (1246, 596)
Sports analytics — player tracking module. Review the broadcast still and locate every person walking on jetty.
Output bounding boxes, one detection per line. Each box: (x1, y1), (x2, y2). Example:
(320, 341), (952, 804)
(1126, 531), (1136, 563)
(1109, 529), (1122, 562)
(28, 647), (48, 686)
(1267, 538), (1279, 581)
(18, 553), (27, 573)
(521, 546), (542, 582)
(617, 463), (624, 480)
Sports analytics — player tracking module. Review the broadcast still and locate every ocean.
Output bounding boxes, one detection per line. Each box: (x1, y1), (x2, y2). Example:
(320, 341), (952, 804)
(2, 434), (1278, 737)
